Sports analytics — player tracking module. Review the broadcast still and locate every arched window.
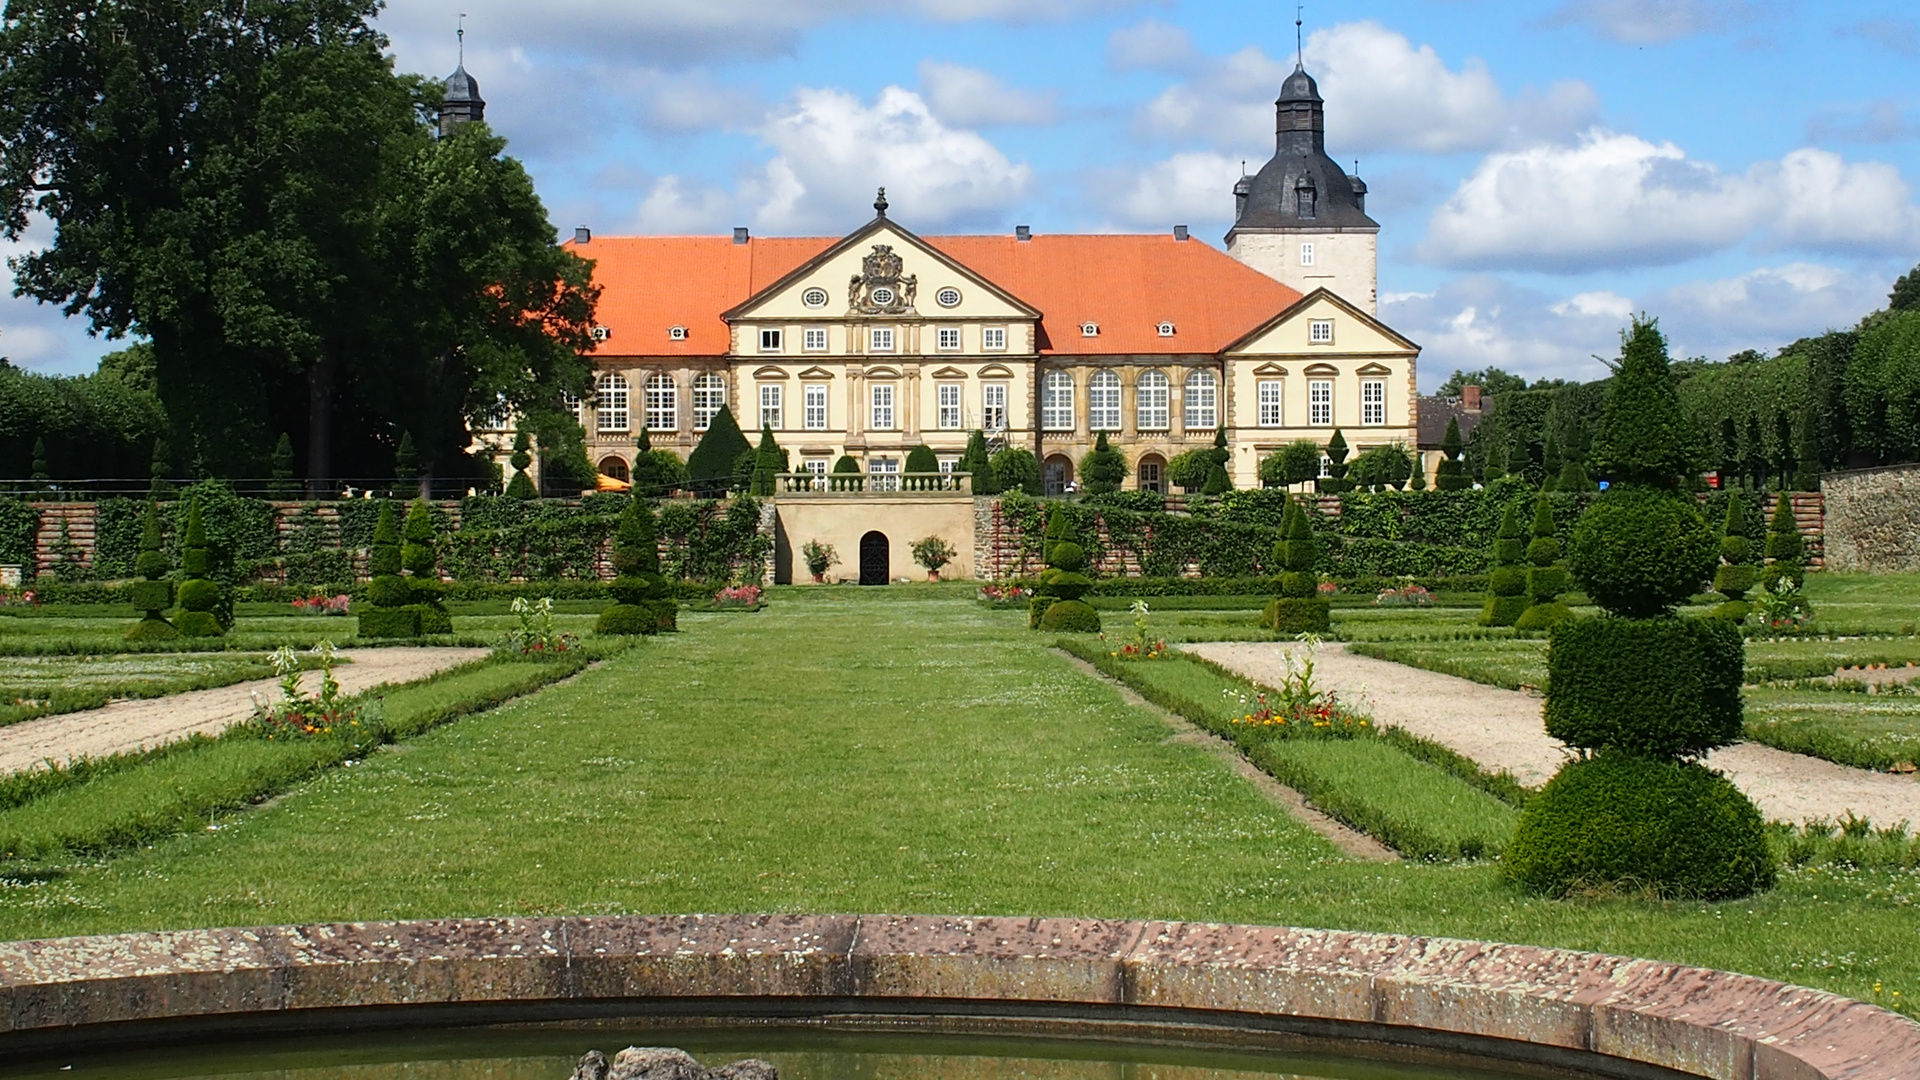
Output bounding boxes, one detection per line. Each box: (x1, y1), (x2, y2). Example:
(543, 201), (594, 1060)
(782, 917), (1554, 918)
(1184, 369), (1218, 430)
(692, 373), (726, 431)
(1043, 454), (1074, 495)
(598, 456), (630, 483)
(644, 373), (677, 432)
(1041, 370), (1075, 431)
(1088, 370), (1121, 432)
(1136, 453), (1167, 494)
(595, 372), (630, 433)
(1136, 371), (1169, 431)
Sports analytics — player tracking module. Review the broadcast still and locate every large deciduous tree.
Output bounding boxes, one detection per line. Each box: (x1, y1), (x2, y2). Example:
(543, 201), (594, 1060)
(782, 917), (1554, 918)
(0, 0), (596, 489)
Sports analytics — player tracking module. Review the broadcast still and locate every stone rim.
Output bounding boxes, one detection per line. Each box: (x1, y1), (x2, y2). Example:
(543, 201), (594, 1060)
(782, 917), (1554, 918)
(1, 914), (1914, 1080)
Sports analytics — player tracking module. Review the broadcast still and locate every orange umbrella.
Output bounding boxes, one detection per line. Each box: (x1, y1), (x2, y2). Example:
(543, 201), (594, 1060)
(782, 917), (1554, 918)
(594, 473), (632, 492)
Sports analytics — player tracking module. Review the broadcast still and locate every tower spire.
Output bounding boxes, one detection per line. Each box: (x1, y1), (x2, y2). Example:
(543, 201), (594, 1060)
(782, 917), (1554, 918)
(1295, 3), (1304, 70)
(457, 12), (466, 65)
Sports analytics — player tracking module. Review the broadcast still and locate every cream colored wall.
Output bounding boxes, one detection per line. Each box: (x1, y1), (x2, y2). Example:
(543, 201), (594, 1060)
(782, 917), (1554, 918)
(738, 224), (1030, 322)
(1227, 231), (1379, 315)
(773, 495), (978, 583)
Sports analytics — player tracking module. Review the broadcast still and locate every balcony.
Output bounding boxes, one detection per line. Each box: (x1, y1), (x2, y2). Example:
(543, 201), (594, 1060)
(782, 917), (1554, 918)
(776, 472), (974, 496)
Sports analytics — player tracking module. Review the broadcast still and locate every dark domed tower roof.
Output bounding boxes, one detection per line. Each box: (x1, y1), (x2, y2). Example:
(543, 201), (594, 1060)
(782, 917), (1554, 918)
(1226, 63), (1377, 241)
(445, 63), (481, 104)
(439, 63), (486, 136)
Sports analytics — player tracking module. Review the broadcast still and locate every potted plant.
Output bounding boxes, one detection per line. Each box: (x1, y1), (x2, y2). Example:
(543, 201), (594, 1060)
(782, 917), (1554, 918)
(910, 535), (956, 581)
(801, 540), (837, 583)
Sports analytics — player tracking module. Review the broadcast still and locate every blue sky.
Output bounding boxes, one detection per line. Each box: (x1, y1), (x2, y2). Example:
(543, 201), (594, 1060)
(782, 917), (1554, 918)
(6, 0), (1918, 390)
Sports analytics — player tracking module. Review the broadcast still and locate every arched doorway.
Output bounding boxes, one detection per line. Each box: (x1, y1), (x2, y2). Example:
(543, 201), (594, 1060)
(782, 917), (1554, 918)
(597, 456), (630, 483)
(859, 531), (890, 585)
(1136, 453), (1166, 494)
(1043, 454), (1074, 496)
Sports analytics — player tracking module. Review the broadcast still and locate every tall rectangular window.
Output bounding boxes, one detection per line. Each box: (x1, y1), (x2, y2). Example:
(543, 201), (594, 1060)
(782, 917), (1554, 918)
(937, 327), (961, 351)
(759, 384), (782, 430)
(869, 456), (899, 492)
(1309, 379), (1333, 425)
(804, 383), (829, 431)
(937, 383), (962, 430)
(644, 375), (676, 432)
(1136, 372), (1169, 431)
(804, 458), (828, 489)
(982, 326), (1007, 351)
(1309, 319), (1334, 344)
(982, 383), (1007, 431)
(1088, 371), (1121, 431)
(759, 327), (783, 353)
(870, 383), (895, 430)
(803, 327), (828, 352)
(1299, 242), (1316, 267)
(1041, 371), (1074, 431)
(870, 326), (895, 352)
(692, 373), (725, 431)
(1183, 369), (1218, 430)
(1257, 380), (1283, 427)
(1361, 379), (1386, 425)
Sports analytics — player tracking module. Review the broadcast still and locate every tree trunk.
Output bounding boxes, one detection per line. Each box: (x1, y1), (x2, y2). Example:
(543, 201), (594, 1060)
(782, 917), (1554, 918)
(307, 355), (333, 498)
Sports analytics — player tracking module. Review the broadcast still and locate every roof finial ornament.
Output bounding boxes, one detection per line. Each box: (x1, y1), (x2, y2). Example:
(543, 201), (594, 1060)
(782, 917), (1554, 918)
(1295, 3), (1304, 71)
(874, 187), (888, 217)
(457, 11), (466, 65)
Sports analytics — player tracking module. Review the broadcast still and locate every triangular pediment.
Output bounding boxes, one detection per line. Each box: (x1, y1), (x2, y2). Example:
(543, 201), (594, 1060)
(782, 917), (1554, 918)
(796, 366), (836, 380)
(929, 366), (968, 379)
(1250, 362), (1289, 376)
(1355, 362), (1393, 376)
(722, 217), (1040, 323)
(1225, 288), (1421, 356)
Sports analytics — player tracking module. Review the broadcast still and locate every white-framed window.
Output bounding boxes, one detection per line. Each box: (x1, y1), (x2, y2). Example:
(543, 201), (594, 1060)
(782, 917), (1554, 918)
(1136, 371), (1169, 431)
(595, 372), (630, 433)
(869, 326), (895, 352)
(1157, 321), (1176, 337)
(939, 457), (956, 475)
(1309, 379), (1333, 425)
(870, 383), (895, 430)
(692, 372), (726, 431)
(1041, 370), (1074, 431)
(937, 383), (962, 430)
(561, 390), (584, 427)
(1080, 322), (1099, 337)
(982, 382), (1007, 431)
(759, 327), (783, 353)
(803, 383), (829, 431)
(803, 457), (828, 489)
(668, 325), (687, 341)
(802, 287), (829, 309)
(1299, 242), (1316, 267)
(869, 456), (899, 492)
(1318, 453), (1332, 478)
(936, 326), (961, 351)
(935, 287), (962, 308)
(759, 384), (782, 430)
(1089, 370), (1121, 432)
(1138, 458), (1163, 493)
(983, 326), (1007, 351)
(803, 327), (828, 352)
(1183, 369), (1218, 430)
(1310, 319), (1334, 345)
(1257, 380), (1283, 427)
(1361, 378), (1387, 425)
(645, 373), (676, 432)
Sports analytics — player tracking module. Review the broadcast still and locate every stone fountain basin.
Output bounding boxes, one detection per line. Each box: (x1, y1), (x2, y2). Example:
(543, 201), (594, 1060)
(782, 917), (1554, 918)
(1, 914), (1913, 1080)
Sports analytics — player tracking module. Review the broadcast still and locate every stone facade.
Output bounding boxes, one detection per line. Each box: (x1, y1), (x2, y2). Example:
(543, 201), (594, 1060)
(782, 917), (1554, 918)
(1822, 466), (1919, 572)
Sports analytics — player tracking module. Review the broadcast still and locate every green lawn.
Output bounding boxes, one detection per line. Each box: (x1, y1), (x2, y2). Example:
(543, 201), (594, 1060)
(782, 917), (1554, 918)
(0, 590), (1914, 1019)
(1743, 687), (1920, 772)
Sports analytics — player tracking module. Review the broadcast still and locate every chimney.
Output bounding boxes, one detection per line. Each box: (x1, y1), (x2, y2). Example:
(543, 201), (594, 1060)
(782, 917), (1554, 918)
(1462, 384), (1482, 412)
(1015, 225), (1031, 241)
(733, 226), (750, 244)
(1173, 225), (1189, 241)
(573, 227), (591, 245)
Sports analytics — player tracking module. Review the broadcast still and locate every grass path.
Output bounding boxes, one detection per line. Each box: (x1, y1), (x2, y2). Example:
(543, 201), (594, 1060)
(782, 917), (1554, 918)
(0, 593), (1915, 1018)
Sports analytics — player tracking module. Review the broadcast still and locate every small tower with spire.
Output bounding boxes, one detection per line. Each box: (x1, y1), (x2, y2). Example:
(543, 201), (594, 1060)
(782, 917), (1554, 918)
(1224, 8), (1379, 312)
(439, 16), (486, 136)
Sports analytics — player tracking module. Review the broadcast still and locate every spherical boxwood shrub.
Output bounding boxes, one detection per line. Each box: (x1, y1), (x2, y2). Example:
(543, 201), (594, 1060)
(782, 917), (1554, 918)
(1040, 569), (1093, 601)
(1038, 598), (1101, 633)
(1048, 541), (1088, 572)
(1028, 594), (1058, 629)
(125, 617), (182, 642)
(1502, 753), (1775, 900)
(1261, 597), (1330, 634)
(1545, 615), (1744, 757)
(1567, 488), (1717, 617)
(595, 603), (658, 636)
(1513, 601), (1573, 631)
(365, 574), (412, 608)
(1488, 566), (1527, 596)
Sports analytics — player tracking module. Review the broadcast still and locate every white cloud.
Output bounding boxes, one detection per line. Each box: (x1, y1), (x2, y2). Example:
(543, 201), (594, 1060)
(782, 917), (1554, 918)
(1096, 151), (1242, 230)
(1650, 263), (1892, 349)
(1133, 22), (1596, 156)
(1420, 132), (1920, 271)
(918, 62), (1057, 127)
(1106, 19), (1197, 71)
(1544, 0), (1782, 46)
(0, 217), (116, 375)
(1551, 291), (1634, 319)
(1808, 100), (1920, 145)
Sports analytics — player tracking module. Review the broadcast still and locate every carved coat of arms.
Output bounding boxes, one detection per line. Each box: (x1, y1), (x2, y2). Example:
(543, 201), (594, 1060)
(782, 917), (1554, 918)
(848, 244), (917, 315)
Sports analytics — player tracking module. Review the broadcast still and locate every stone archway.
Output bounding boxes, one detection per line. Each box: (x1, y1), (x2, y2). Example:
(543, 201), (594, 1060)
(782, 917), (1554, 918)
(597, 456), (630, 483)
(859, 531), (890, 585)
(1136, 453), (1166, 493)
(1043, 454), (1074, 496)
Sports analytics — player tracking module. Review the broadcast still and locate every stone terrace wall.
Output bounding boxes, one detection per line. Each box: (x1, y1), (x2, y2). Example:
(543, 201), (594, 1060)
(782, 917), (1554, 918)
(1823, 466), (1920, 573)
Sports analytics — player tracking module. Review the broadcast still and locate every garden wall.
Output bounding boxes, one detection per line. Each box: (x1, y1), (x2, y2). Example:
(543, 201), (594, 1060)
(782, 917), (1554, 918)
(1822, 465), (1920, 572)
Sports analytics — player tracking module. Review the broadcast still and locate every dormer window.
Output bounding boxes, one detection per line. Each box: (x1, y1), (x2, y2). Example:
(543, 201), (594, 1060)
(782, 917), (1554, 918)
(1080, 322), (1099, 338)
(801, 287), (829, 309)
(667, 325), (687, 341)
(1157, 321), (1175, 337)
(1295, 177), (1316, 219)
(589, 325), (611, 343)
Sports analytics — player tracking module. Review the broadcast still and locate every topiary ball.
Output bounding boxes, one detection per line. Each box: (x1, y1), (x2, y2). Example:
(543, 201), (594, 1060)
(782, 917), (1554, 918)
(1567, 488), (1717, 618)
(1503, 753), (1774, 900)
(1494, 537), (1526, 564)
(607, 574), (668, 606)
(124, 616), (181, 643)
(648, 598), (680, 633)
(1046, 571), (1093, 601)
(135, 551), (169, 580)
(1038, 598), (1101, 633)
(176, 577), (221, 614)
(173, 610), (224, 638)
(365, 574), (412, 608)
(1048, 542), (1088, 572)
(1719, 533), (1751, 564)
(1528, 565), (1569, 602)
(1545, 614), (1743, 756)
(1028, 594), (1059, 629)
(1713, 563), (1758, 600)
(1488, 566), (1528, 597)
(1514, 601), (1574, 632)
(1527, 536), (1562, 566)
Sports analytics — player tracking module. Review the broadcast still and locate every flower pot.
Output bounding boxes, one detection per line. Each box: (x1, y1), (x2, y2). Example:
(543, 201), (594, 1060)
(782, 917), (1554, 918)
(811, 573), (824, 583)
(927, 570), (941, 582)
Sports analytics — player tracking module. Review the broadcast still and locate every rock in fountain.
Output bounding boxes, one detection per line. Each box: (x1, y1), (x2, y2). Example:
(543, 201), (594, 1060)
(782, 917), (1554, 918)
(571, 1047), (778, 1080)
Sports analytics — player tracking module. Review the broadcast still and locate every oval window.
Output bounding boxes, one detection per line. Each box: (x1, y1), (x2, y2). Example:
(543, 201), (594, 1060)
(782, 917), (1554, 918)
(801, 287), (829, 308)
(936, 287), (962, 308)
(871, 286), (896, 307)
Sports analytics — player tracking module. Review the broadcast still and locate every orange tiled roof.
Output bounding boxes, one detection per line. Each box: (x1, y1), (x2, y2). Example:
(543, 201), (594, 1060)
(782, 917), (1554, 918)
(566, 232), (1303, 358)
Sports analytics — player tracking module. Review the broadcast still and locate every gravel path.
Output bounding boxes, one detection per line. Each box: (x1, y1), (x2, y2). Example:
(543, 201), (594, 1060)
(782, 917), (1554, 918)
(0, 647), (489, 775)
(1190, 641), (1920, 828)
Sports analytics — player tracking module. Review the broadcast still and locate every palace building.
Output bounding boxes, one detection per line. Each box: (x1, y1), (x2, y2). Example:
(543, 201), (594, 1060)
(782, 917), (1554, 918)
(524, 60), (1418, 494)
